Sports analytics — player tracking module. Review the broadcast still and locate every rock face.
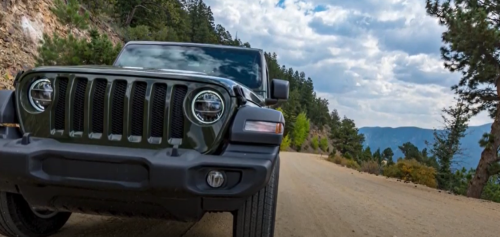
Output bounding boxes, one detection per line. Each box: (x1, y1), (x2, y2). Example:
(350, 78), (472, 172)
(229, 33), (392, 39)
(0, 0), (122, 89)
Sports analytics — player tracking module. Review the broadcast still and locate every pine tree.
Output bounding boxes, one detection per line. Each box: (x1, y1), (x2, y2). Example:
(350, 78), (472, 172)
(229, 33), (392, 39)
(431, 97), (471, 190)
(426, 0), (500, 198)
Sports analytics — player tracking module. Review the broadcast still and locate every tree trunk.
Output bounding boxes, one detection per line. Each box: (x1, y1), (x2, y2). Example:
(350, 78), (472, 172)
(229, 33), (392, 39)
(125, 6), (139, 27)
(466, 139), (498, 198)
(466, 80), (500, 198)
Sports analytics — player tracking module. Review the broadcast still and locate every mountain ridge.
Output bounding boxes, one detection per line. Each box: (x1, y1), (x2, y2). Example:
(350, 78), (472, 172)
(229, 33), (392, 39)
(359, 123), (492, 169)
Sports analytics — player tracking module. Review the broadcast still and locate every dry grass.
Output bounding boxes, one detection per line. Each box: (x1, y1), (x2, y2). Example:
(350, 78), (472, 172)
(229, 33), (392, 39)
(360, 160), (380, 175)
(328, 153), (361, 170)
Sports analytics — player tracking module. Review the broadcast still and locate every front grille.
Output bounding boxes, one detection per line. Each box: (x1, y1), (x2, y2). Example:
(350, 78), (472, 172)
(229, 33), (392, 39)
(54, 78), (68, 130)
(111, 80), (127, 135)
(151, 83), (167, 137)
(51, 76), (189, 144)
(73, 78), (88, 132)
(91, 79), (107, 133)
(171, 85), (188, 139)
(131, 82), (147, 136)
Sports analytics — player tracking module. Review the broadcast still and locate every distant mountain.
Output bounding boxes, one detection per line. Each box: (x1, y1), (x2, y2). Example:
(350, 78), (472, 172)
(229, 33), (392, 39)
(358, 123), (492, 169)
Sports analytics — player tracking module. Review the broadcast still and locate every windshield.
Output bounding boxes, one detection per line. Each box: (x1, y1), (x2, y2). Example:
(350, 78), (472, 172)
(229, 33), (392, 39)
(114, 44), (264, 91)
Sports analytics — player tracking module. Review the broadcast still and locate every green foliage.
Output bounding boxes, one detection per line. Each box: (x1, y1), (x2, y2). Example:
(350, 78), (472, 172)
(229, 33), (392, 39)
(383, 159), (438, 188)
(79, 0), (118, 16)
(36, 30), (122, 66)
(449, 168), (475, 195)
(383, 165), (401, 179)
(51, 0), (90, 30)
(280, 135), (291, 151)
(292, 112), (310, 150)
(311, 136), (319, 151)
(397, 141), (438, 168)
(482, 175), (500, 202)
(373, 148), (381, 161)
(344, 159), (361, 170)
(122, 25), (174, 42)
(431, 98), (471, 190)
(382, 147), (394, 165)
(319, 137), (328, 152)
(333, 116), (365, 161)
(398, 142), (422, 162)
(361, 146), (373, 162)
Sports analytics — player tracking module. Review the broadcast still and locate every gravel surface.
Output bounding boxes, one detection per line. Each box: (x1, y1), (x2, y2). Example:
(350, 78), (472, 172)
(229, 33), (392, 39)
(2, 152), (499, 237)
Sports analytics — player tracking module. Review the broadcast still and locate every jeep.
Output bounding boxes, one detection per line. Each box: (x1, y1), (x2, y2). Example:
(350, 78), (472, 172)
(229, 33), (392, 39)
(0, 42), (289, 237)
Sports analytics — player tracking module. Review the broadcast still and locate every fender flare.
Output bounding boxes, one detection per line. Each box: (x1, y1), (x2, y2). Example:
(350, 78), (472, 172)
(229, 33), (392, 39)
(229, 106), (285, 145)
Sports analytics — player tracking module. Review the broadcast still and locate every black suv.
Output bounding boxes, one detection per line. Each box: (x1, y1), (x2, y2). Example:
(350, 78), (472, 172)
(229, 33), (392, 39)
(0, 42), (289, 237)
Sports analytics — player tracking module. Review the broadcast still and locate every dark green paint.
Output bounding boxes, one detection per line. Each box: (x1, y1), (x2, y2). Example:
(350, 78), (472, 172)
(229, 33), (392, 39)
(16, 67), (245, 154)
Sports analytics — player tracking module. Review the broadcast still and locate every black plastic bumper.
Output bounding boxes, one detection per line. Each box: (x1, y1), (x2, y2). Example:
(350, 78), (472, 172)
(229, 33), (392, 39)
(0, 136), (279, 221)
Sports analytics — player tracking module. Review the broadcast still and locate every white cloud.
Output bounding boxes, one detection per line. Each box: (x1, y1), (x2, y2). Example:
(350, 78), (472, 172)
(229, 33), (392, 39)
(205, 0), (493, 129)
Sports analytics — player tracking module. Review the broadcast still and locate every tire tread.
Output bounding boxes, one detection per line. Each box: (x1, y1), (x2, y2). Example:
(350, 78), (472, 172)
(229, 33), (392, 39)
(233, 156), (280, 237)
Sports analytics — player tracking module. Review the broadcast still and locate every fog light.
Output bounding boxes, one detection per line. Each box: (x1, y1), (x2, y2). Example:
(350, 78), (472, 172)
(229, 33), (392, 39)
(207, 170), (225, 188)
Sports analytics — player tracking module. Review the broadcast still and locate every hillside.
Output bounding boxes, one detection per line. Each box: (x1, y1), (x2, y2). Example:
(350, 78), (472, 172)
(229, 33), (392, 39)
(0, 0), (121, 89)
(359, 123), (492, 169)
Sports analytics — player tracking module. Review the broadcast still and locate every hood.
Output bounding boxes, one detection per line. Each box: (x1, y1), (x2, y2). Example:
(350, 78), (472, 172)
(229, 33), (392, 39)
(26, 66), (265, 106)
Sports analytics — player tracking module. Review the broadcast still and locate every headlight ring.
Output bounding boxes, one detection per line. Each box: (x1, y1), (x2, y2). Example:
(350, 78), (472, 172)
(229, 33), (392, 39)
(28, 78), (53, 112)
(191, 90), (225, 124)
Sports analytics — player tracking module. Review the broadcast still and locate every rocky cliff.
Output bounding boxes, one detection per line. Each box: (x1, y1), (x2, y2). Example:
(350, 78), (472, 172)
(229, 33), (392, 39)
(0, 0), (121, 89)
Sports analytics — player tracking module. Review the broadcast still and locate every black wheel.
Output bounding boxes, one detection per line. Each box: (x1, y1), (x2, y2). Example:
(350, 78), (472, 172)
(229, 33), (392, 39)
(233, 156), (280, 237)
(0, 192), (71, 237)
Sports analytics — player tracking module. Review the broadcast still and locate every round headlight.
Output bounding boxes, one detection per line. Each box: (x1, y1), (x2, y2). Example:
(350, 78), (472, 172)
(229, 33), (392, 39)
(29, 79), (53, 112)
(191, 90), (224, 124)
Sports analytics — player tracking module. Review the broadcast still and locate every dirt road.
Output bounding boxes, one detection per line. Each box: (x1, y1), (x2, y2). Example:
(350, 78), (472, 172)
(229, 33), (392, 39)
(5, 152), (500, 237)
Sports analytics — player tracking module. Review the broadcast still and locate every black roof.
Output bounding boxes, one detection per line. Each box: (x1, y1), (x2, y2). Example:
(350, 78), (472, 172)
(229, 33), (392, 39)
(124, 41), (263, 53)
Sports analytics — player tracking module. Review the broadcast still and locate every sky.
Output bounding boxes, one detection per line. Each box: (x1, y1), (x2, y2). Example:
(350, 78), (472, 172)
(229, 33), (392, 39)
(204, 0), (493, 129)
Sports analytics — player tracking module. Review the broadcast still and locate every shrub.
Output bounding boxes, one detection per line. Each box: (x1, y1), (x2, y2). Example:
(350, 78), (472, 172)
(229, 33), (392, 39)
(343, 159), (361, 170)
(383, 159), (437, 188)
(319, 137), (328, 152)
(36, 30), (122, 66)
(330, 153), (343, 164)
(292, 112), (310, 149)
(311, 136), (319, 151)
(361, 160), (380, 175)
(328, 153), (361, 170)
(51, 0), (90, 30)
(280, 134), (291, 151)
(383, 165), (401, 178)
(123, 25), (154, 41)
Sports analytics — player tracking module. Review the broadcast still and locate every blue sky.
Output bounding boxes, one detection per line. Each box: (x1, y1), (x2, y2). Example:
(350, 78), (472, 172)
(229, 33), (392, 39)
(204, 0), (492, 128)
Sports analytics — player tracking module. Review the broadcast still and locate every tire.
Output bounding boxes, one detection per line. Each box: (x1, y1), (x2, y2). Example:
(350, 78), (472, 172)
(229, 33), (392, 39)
(0, 192), (71, 237)
(233, 156), (280, 237)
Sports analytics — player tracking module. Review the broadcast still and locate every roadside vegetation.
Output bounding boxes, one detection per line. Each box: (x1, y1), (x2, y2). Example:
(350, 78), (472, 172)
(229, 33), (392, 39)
(2, 0), (498, 203)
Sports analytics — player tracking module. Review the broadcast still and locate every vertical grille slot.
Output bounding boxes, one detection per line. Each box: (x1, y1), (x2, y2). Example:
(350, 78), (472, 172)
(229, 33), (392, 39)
(171, 85), (187, 139)
(131, 82), (147, 136)
(91, 79), (107, 133)
(111, 80), (127, 135)
(54, 78), (68, 130)
(151, 83), (167, 137)
(72, 78), (88, 132)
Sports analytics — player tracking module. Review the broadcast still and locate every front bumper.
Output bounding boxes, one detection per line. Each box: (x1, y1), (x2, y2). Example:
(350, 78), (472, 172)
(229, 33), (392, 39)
(0, 136), (279, 220)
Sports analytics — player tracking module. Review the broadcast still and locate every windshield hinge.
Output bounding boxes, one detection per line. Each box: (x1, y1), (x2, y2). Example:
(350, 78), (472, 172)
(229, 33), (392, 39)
(233, 85), (247, 106)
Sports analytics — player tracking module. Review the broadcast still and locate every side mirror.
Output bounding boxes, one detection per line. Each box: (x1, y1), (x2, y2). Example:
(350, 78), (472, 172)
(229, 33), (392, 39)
(270, 79), (289, 100)
(264, 79), (289, 106)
